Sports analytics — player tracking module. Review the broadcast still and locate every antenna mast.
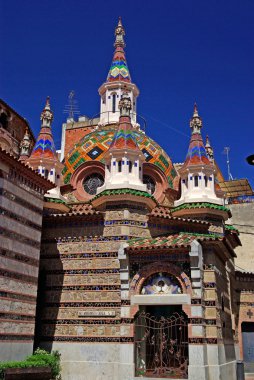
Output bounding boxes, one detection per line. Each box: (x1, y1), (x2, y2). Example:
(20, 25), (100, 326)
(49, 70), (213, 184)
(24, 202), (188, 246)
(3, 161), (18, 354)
(223, 147), (233, 181)
(64, 91), (80, 120)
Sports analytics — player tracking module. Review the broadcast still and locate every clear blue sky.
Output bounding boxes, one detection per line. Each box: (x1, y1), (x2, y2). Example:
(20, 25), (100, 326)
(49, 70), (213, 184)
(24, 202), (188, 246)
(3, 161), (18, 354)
(1, 0), (253, 187)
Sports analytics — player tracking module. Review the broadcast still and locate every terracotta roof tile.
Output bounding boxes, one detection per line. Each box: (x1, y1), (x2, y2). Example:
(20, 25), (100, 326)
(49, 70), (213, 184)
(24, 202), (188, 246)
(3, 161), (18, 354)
(127, 232), (222, 251)
(50, 203), (101, 217)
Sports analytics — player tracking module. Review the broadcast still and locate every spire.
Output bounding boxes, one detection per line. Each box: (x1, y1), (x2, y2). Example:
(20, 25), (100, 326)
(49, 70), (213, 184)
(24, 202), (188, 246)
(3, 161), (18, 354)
(205, 135), (214, 161)
(109, 93), (139, 151)
(107, 17), (131, 83)
(29, 97), (57, 160)
(19, 127), (31, 161)
(182, 104), (211, 168)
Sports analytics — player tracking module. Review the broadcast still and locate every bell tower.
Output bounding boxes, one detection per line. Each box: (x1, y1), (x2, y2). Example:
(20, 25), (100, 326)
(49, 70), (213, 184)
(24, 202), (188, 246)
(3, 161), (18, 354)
(98, 17), (139, 126)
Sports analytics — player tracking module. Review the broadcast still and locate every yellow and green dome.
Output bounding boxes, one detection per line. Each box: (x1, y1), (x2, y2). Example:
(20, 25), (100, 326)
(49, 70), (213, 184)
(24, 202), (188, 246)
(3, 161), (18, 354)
(62, 126), (177, 187)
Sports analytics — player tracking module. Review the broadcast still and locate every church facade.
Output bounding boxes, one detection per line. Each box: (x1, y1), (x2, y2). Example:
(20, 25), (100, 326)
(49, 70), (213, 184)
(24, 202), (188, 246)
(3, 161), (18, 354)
(0, 17), (254, 380)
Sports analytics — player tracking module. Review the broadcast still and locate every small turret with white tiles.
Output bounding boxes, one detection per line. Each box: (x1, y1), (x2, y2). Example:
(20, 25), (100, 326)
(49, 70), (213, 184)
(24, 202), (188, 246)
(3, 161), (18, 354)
(175, 104), (223, 206)
(97, 92), (146, 193)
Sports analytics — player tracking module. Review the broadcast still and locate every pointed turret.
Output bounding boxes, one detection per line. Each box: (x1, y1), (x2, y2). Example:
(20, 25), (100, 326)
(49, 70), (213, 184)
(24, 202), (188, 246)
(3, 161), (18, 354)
(109, 93), (140, 152)
(98, 18), (139, 126)
(182, 104), (211, 169)
(19, 127), (32, 161)
(96, 93), (146, 193)
(29, 97), (58, 161)
(174, 104), (224, 208)
(27, 98), (65, 200)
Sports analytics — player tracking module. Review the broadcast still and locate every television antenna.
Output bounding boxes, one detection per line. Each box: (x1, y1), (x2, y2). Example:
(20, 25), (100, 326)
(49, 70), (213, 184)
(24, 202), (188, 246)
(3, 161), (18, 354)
(223, 147), (234, 181)
(63, 90), (80, 120)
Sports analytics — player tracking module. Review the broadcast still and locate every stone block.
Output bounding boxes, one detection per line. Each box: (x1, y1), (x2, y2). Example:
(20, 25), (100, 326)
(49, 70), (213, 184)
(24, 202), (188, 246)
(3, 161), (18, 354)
(191, 306), (203, 317)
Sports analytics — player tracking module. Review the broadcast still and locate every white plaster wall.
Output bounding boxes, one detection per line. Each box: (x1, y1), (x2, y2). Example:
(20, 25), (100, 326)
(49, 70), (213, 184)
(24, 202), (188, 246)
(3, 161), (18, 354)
(0, 342), (33, 362)
(41, 342), (134, 380)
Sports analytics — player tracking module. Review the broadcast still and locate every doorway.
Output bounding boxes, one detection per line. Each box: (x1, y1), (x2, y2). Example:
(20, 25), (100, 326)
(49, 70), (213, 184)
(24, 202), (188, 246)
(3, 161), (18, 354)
(134, 305), (188, 378)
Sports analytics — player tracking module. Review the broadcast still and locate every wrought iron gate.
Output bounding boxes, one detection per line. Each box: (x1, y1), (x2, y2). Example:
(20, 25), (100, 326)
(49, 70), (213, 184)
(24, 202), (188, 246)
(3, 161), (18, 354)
(135, 311), (188, 378)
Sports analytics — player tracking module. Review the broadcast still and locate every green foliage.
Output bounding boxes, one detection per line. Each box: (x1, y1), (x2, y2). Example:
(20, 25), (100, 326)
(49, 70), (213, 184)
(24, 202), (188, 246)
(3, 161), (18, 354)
(0, 348), (61, 380)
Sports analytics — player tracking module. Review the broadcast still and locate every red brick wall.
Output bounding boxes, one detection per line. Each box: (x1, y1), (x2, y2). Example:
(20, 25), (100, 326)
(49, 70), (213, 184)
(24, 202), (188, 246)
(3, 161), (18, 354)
(64, 127), (94, 157)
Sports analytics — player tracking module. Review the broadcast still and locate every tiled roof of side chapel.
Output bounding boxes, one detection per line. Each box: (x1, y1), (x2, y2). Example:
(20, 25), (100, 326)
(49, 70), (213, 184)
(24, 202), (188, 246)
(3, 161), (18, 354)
(30, 97), (58, 161)
(107, 17), (131, 83)
(182, 104), (211, 169)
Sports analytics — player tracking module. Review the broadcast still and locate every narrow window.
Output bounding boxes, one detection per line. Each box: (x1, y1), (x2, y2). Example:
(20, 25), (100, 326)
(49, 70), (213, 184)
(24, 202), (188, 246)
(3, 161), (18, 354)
(118, 161), (122, 172)
(112, 94), (116, 113)
(194, 175), (199, 187)
(204, 176), (208, 187)
(45, 169), (49, 179)
(129, 161), (132, 173)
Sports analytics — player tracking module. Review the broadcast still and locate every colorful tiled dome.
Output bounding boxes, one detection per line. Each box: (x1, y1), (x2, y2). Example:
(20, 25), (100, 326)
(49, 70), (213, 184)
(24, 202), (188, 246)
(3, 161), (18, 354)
(62, 126), (177, 187)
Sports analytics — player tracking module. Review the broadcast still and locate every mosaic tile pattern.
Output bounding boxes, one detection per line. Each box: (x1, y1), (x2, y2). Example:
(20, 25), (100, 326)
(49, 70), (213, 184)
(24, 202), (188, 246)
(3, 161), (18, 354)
(107, 47), (131, 83)
(63, 126), (177, 187)
(110, 120), (139, 151)
(30, 127), (57, 160)
(182, 133), (211, 168)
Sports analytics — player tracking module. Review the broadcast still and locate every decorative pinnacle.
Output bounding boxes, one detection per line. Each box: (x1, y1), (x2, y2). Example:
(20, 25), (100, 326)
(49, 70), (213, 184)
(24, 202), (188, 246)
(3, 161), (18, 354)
(119, 92), (132, 117)
(205, 135), (214, 160)
(193, 102), (199, 117)
(20, 127), (31, 157)
(114, 16), (126, 48)
(190, 102), (202, 134)
(40, 96), (53, 127)
(205, 135), (211, 147)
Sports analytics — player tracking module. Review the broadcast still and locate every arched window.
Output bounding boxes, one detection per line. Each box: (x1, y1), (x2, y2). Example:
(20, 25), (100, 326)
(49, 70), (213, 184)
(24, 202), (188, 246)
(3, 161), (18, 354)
(143, 175), (156, 194)
(204, 176), (208, 187)
(0, 112), (8, 129)
(129, 161), (132, 173)
(44, 169), (49, 179)
(118, 160), (122, 172)
(112, 94), (116, 113)
(194, 175), (199, 187)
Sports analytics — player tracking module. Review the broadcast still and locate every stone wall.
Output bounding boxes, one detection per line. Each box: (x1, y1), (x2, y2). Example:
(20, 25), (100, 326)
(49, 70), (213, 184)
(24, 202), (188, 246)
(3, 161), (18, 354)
(0, 164), (46, 361)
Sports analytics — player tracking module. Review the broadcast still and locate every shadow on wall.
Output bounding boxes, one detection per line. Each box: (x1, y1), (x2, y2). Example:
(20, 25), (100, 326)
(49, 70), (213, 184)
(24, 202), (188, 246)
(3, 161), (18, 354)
(34, 239), (63, 353)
